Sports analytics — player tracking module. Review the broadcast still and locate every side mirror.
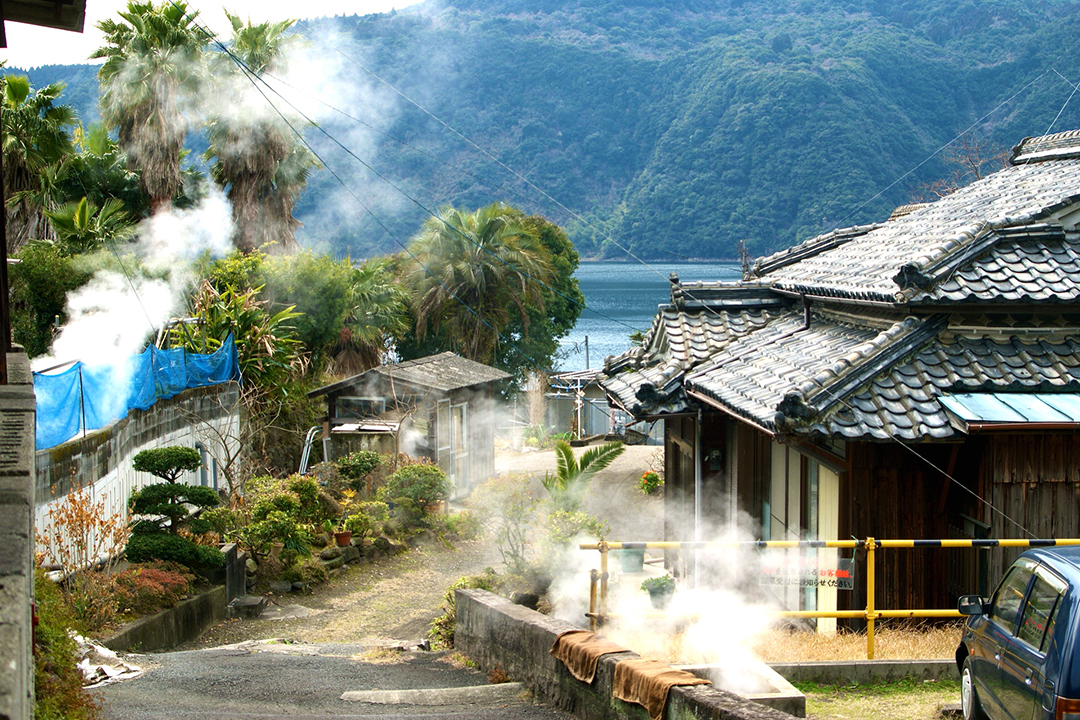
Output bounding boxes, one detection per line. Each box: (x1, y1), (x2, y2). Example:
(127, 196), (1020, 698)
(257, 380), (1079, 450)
(958, 594), (990, 616)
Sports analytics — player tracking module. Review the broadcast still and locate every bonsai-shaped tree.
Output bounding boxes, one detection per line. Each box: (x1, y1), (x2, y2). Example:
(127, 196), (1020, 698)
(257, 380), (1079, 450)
(126, 446), (224, 569)
(542, 440), (624, 511)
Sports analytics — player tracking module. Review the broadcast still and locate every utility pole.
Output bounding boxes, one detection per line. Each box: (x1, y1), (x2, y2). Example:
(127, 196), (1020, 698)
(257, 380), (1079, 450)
(584, 335), (589, 370)
(1, 138), (9, 385)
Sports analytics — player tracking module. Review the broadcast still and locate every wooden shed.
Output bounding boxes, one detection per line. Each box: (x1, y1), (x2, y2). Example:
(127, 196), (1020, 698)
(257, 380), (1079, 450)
(309, 352), (510, 498)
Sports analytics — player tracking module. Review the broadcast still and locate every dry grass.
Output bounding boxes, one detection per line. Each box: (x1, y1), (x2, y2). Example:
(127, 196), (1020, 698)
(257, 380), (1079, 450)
(751, 621), (963, 662)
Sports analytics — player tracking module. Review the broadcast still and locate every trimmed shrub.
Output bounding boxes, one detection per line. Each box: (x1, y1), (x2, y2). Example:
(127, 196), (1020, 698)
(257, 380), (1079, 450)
(383, 464), (452, 526)
(125, 533), (225, 568)
(113, 564), (193, 615)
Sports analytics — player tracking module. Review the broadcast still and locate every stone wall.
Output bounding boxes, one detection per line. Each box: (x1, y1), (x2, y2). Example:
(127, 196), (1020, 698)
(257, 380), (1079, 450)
(455, 589), (796, 720)
(35, 383), (240, 565)
(0, 350), (36, 720)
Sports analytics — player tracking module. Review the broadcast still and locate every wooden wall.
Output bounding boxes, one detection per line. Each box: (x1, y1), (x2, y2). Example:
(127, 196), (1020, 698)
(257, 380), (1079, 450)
(985, 433), (1080, 580)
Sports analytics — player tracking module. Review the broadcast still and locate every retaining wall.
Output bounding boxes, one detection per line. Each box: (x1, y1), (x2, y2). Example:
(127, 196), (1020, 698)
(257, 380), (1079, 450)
(34, 383), (240, 564)
(0, 350), (35, 720)
(455, 589), (796, 720)
(103, 585), (228, 653)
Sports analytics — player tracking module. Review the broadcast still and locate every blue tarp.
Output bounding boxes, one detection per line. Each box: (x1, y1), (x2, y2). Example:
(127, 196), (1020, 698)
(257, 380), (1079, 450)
(33, 335), (239, 450)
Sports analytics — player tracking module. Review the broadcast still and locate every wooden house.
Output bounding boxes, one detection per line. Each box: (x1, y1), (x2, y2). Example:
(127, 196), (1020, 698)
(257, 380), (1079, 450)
(309, 352), (510, 497)
(600, 130), (1080, 623)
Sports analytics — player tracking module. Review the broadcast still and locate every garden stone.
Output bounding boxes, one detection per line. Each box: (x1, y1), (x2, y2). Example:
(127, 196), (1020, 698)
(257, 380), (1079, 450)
(321, 554), (346, 571)
(269, 580), (293, 593)
(341, 545), (361, 564)
(319, 546), (342, 561)
(291, 582), (308, 593)
(245, 558), (258, 574)
(407, 530), (437, 548)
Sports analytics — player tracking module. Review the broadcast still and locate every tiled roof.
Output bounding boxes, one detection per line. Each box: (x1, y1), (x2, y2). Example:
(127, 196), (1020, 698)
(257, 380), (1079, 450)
(681, 312), (1080, 441)
(602, 304), (784, 416)
(752, 142), (1080, 303)
(909, 225), (1080, 305)
(683, 312), (941, 434)
(819, 331), (1080, 441)
(309, 352), (509, 398)
(605, 130), (1080, 441)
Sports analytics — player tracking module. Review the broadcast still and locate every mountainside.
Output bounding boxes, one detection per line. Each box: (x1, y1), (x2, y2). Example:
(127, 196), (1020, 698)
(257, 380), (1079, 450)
(21, 0), (1080, 260)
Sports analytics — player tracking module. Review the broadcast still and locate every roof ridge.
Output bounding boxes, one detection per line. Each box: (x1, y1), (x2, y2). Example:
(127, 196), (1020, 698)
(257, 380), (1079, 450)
(752, 224), (882, 277)
(1012, 129), (1080, 164)
(776, 315), (947, 427)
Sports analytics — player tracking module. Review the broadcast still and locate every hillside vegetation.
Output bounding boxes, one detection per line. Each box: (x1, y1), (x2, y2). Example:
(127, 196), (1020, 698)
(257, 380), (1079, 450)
(25, 0), (1080, 260)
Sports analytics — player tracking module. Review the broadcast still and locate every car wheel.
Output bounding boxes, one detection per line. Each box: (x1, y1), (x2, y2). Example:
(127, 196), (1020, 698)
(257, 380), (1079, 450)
(961, 657), (990, 720)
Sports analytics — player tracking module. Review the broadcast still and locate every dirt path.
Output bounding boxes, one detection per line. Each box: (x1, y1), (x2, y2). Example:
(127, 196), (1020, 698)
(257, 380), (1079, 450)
(185, 445), (660, 650)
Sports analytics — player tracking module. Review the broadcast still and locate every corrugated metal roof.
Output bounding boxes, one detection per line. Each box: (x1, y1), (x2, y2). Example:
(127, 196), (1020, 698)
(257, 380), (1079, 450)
(939, 393), (1080, 424)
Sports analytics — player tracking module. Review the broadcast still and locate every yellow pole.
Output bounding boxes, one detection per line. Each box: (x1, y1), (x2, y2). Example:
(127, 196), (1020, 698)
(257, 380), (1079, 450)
(599, 541), (609, 628)
(589, 569), (599, 631)
(866, 537), (876, 660)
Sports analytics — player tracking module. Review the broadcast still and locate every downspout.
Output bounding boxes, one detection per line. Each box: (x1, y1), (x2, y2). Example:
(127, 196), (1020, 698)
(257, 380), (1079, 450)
(694, 407), (702, 587)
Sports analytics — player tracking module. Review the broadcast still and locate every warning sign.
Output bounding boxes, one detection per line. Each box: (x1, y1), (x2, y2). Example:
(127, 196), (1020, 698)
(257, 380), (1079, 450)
(760, 557), (855, 590)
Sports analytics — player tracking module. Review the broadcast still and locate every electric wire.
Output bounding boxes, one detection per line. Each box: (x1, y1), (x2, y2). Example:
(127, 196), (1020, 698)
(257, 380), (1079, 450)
(197, 21), (566, 378)
(177, 6), (1055, 534)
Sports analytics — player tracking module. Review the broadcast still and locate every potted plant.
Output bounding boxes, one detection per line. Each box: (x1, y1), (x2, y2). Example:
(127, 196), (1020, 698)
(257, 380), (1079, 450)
(641, 573), (676, 609)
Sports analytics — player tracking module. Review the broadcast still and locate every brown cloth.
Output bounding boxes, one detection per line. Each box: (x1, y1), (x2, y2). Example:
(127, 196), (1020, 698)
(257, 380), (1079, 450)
(611, 658), (712, 720)
(549, 630), (630, 684)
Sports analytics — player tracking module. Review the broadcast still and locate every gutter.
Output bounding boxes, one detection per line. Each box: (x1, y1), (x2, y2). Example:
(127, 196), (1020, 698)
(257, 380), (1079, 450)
(685, 388), (777, 437)
(964, 422), (1080, 433)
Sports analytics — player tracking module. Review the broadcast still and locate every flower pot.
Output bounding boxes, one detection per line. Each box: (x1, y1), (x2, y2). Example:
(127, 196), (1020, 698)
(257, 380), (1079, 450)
(647, 586), (674, 610)
(269, 542), (285, 559)
(334, 531), (353, 547)
(614, 548), (646, 573)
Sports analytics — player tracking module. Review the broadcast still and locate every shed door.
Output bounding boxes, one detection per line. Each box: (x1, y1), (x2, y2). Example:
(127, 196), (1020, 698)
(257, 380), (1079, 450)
(451, 403), (469, 492)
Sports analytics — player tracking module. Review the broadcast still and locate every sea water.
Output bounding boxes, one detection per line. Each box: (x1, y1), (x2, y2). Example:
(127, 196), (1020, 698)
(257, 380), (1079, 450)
(558, 261), (741, 372)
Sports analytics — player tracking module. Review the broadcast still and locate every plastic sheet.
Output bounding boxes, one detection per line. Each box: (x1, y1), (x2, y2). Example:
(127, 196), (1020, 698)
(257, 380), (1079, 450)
(33, 335), (239, 450)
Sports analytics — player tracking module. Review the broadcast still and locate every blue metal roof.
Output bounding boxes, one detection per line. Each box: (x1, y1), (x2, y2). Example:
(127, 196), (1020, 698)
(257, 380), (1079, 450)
(939, 393), (1080, 424)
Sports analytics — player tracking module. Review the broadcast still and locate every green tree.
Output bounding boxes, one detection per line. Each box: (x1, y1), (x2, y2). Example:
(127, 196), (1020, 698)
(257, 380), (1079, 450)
(332, 256), (410, 375)
(1, 74), (76, 252)
(541, 439), (624, 511)
(494, 213), (584, 384)
(402, 202), (555, 365)
(205, 12), (316, 252)
(93, 1), (208, 215)
(44, 196), (137, 254)
(9, 243), (92, 357)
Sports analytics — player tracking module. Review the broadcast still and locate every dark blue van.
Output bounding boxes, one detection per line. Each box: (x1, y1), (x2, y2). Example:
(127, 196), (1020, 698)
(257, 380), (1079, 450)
(956, 546), (1080, 720)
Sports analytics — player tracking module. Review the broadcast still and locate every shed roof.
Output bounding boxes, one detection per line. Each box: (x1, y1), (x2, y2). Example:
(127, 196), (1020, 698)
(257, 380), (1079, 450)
(309, 352), (510, 398)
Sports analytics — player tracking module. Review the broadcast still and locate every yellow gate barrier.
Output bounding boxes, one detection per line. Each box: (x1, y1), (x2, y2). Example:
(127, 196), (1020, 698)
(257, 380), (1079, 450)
(579, 538), (1080, 659)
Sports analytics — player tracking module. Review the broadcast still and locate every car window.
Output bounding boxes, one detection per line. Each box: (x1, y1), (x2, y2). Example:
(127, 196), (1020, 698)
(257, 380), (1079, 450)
(1017, 572), (1066, 651)
(989, 563), (1035, 633)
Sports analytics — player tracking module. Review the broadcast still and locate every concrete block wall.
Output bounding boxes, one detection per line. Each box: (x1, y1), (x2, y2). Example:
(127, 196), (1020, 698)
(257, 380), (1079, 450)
(35, 383), (240, 566)
(455, 589), (796, 720)
(0, 350), (36, 720)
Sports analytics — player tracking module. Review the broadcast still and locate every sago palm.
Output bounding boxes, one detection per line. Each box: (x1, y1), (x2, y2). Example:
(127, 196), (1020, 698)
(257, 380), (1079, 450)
(542, 440), (624, 511)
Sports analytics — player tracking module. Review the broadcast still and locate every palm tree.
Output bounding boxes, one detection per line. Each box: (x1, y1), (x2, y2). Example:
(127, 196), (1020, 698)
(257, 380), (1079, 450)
(205, 12), (315, 253)
(542, 440), (625, 511)
(45, 196), (137, 255)
(1, 74), (76, 251)
(93, 1), (207, 216)
(404, 202), (555, 364)
(331, 257), (410, 376)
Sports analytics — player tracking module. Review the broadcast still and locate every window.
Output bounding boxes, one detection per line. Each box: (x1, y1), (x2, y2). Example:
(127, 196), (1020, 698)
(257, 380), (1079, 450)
(1017, 567), (1067, 652)
(989, 561), (1036, 634)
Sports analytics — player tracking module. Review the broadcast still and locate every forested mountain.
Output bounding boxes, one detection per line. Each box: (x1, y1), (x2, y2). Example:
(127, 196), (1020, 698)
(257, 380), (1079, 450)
(22, 0), (1080, 260)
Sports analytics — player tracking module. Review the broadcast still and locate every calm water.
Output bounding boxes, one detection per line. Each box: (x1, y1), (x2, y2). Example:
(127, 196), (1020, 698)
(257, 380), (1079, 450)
(557, 261), (741, 372)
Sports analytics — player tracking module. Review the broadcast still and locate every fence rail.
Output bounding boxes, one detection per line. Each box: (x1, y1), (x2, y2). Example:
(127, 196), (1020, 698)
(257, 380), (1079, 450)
(579, 538), (1080, 659)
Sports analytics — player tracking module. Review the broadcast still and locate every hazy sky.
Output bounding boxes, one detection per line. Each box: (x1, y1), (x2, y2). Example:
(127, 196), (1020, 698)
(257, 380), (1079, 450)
(1, 0), (420, 69)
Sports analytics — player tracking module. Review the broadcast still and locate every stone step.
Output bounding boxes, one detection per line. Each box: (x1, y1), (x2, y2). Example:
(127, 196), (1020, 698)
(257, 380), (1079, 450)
(227, 595), (268, 619)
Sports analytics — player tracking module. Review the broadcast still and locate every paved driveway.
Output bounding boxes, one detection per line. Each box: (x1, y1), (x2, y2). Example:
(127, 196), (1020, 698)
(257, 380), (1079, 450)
(92, 642), (574, 719)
